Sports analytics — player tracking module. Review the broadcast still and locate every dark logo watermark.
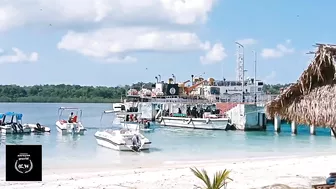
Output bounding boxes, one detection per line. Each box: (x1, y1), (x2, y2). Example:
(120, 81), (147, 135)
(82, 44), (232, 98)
(6, 145), (42, 181)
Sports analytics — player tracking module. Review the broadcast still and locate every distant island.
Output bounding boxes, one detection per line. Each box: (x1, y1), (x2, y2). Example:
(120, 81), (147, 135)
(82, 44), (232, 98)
(0, 83), (290, 103)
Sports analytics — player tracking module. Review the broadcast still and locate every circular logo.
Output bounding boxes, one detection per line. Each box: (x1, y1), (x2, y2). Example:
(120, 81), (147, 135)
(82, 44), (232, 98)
(14, 153), (33, 174)
(169, 87), (176, 95)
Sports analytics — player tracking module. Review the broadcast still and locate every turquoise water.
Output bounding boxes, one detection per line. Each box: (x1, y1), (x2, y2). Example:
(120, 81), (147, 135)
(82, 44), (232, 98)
(0, 103), (336, 170)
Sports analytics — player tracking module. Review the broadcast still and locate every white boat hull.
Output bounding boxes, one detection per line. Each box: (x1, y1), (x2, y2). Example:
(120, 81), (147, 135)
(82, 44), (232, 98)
(56, 121), (85, 134)
(26, 124), (51, 133)
(158, 117), (230, 130)
(0, 125), (31, 134)
(94, 130), (151, 151)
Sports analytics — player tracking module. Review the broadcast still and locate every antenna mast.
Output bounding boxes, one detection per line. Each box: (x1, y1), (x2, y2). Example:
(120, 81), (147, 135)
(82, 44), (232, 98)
(236, 45), (244, 82)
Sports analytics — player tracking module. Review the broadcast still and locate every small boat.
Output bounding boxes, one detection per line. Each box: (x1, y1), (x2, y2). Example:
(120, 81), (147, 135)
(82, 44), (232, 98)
(94, 128), (151, 151)
(26, 123), (51, 133)
(0, 112), (31, 134)
(102, 110), (154, 132)
(55, 107), (86, 134)
(156, 111), (233, 130)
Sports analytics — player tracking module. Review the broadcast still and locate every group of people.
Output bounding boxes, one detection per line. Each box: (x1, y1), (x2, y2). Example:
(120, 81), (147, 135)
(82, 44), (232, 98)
(125, 114), (138, 122)
(160, 106), (221, 118)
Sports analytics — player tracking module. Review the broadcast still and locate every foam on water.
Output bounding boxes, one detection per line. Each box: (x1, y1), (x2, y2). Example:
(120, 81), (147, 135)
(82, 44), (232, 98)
(0, 103), (335, 170)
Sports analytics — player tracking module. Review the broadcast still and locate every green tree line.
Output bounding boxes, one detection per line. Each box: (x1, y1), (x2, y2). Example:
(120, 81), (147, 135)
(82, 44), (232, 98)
(263, 83), (292, 94)
(0, 83), (289, 103)
(0, 82), (154, 103)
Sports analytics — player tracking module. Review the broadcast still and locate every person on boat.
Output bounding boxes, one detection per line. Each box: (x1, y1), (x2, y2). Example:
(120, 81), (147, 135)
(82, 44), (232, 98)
(186, 106), (191, 116)
(130, 114), (134, 121)
(143, 119), (150, 129)
(178, 108), (182, 114)
(191, 107), (197, 118)
(68, 112), (74, 123)
(199, 108), (204, 118)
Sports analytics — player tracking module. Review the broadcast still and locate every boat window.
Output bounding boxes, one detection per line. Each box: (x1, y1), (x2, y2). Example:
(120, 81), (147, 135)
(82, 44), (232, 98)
(210, 87), (220, 95)
(258, 82), (263, 86)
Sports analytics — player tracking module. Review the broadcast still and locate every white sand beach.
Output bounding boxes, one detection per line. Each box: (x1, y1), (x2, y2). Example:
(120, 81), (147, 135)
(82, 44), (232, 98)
(0, 154), (335, 189)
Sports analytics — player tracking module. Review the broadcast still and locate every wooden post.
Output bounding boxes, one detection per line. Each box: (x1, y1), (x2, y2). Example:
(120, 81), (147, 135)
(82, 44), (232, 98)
(291, 121), (297, 134)
(310, 125), (316, 135)
(274, 116), (281, 132)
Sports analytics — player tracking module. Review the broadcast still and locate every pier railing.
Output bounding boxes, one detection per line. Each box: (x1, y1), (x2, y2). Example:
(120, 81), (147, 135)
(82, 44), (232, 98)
(147, 94), (279, 104)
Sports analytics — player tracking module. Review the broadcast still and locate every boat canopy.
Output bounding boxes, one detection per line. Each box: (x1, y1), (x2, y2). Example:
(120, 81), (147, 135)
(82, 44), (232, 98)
(0, 112), (23, 120)
(117, 112), (142, 115)
(103, 110), (117, 114)
(58, 107), (81, 110)
(58, 107), (82, 118)
(102, 110), (142, 114)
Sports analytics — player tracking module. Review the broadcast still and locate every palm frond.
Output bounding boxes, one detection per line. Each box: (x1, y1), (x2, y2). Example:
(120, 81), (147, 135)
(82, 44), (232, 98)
(190, 167), (212, 188)
(190, 167), (232, 189)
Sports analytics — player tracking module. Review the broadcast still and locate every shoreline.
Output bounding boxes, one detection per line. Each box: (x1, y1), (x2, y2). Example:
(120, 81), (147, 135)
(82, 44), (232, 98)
(1, 154), (335, 189)
(0, 102), (113, 104)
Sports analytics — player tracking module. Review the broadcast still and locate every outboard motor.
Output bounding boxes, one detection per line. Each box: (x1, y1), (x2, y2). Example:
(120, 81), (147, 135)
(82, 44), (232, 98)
(11, 123), (17, 133)
(36, 123), (43, 132)
(131, 134), (141, 152)
(17, 124), (23, 132)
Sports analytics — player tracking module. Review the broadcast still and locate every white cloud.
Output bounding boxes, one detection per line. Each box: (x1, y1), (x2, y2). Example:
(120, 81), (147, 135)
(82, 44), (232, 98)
(0, 0), (216, 31)
(57, 27), (211, 62)
(0, 48), (38, 63)
(200, 43), (227, 64)
(0, 0), (218, 64)
(261, 40), (295, 59)
(236, 38), (257, 46)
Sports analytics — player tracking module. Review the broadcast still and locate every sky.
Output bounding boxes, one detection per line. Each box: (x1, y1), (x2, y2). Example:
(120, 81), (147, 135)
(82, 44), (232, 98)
(0, 0), (333, 86)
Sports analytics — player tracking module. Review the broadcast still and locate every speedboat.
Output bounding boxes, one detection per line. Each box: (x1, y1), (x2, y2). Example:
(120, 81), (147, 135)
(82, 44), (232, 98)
(94, 128), (151, 152)
(26, 123), (51, 133)
(55, 107), (86, 134)
(0, 112), (31, 134)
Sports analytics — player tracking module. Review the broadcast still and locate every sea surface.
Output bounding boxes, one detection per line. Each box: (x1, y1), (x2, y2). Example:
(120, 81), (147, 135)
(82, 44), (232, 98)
(0, 103), (336, 171)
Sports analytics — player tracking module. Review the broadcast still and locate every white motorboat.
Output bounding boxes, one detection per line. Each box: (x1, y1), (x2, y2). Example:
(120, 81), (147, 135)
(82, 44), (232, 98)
(55, 107), (86, 134)
(0, 112), (31, 134)
(26, 123), (51, 133)
(94, 129), (151, 151)
(157, 115), (233, 130)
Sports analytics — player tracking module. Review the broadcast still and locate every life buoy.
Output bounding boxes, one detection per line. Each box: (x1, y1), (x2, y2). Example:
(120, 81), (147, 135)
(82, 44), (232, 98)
(157, 117), (163, 123)
(205, 118), (210, 124)
(187, 118), (192, 124)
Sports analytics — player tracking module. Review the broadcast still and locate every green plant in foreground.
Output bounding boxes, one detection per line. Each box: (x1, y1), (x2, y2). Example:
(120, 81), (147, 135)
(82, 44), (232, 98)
(190, 167), (232, 189)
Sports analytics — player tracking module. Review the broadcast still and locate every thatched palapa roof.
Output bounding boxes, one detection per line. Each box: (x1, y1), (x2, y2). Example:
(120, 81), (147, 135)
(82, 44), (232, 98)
(265, 43), (336, 128)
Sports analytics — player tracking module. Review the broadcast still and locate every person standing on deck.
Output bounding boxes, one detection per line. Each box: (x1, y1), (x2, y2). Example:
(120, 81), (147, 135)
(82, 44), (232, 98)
(68, 112), (74, 123)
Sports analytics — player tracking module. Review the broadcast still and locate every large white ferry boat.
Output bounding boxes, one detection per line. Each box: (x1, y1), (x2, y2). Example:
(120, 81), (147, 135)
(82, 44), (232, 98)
(113, 75), (267, 107)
